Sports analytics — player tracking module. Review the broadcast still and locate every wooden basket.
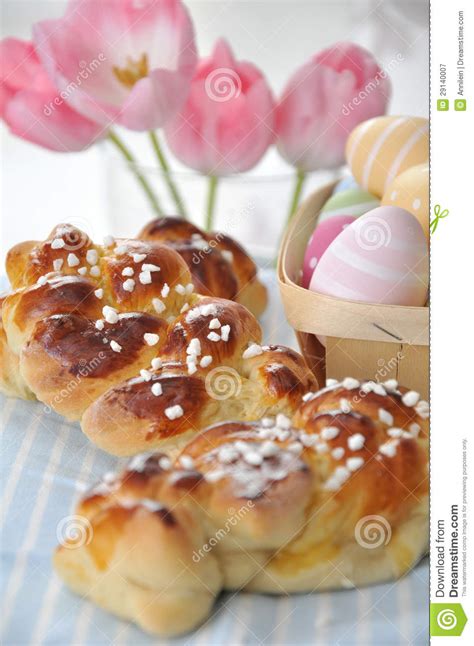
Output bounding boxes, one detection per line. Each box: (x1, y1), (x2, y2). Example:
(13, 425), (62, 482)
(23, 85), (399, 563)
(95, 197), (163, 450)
(277, 182), (429, 398)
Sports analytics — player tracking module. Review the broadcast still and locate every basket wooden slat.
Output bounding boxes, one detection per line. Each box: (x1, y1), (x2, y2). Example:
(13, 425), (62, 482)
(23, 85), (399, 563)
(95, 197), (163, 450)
(277, 182), (429, 397)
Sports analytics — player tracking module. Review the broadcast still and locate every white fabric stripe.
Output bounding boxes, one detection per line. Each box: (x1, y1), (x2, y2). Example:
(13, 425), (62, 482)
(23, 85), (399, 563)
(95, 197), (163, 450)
(314, 593), (332, 645)
(384, 123), (429, 191)
(0, 424), (71, 635)
(361, 117), (406, 189)
(71, 602), (95, 645)
(0, 397), (16, 431)
(31, 444), (97, 645)
(346, 119), (373, 167)
(0, 414), (42, 518)
(356, 587), (372, 644)
(329, 239), (423, 284)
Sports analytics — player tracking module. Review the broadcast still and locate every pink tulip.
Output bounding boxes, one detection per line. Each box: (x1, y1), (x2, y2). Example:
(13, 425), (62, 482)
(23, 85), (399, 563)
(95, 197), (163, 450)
(33, 0), (197, 131)
(0, 38), (104, 151)
(276, 42), (391, 171)
(164, 39), (275, 175)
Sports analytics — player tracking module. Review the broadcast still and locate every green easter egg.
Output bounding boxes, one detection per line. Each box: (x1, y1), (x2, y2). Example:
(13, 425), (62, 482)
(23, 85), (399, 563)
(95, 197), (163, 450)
(319, 188), (379, 223)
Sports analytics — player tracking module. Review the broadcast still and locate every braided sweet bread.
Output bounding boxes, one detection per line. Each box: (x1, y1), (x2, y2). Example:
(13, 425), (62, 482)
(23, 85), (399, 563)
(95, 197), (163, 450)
(1, 221), (317, 456)
(55, 377), (429, 637)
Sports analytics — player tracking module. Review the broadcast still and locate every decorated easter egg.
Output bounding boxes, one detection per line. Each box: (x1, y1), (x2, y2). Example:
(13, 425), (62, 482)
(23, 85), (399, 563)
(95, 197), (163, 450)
(382, 163), (429, 239)
(319, 188), (379, 224)
(302, 215), (356, 288)
(309, 206), (429, 306)
(346, 116), (429, 198)
(333, 175), (359, 194)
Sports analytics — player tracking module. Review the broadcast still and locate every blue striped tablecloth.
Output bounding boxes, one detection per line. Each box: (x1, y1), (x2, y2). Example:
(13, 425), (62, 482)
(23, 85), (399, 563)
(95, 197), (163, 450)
(0, 271), (428, 645)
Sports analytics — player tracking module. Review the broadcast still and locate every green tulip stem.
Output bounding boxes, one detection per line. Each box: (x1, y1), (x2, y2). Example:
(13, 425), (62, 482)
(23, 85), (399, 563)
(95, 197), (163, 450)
(286, 168), (306, 225)
(149, 131), (188, 219)
(205, 176), (219, 231)
(108, 130), (163, 216)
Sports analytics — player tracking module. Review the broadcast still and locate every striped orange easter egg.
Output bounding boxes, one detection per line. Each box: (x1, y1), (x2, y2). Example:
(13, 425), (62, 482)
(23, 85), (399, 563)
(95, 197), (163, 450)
(345, 116), (429, 198)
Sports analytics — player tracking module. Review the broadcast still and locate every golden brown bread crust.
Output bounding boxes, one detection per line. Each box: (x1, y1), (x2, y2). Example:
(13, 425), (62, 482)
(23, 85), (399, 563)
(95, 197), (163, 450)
(1, 220), (267, 412)
(81, 343), (318, 456)
(138, 216), (268, 317)
(55, 377), (429, 636)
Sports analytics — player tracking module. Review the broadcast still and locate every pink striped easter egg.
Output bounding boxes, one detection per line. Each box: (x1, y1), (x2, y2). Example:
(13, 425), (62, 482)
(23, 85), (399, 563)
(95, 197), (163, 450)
(302, 215), (356, 288)
(309, 206), (429, 305)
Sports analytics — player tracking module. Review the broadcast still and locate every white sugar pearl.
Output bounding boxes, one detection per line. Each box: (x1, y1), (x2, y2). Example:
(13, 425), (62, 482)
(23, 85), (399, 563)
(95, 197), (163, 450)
(103, 235), (114, 247)
(260, 441), (279, 457)
(321, 426), (339, 441)
(151, 358), (162, 370)
(342, 377), (360, 390)
(379, 441), (398, 458)
(161, 283), (170, 298)
(276, 414), (291, 430)
(139, 270), (152, 285)
(122, 266), (134, 276)
(387, 428), (403, 438)
(409, 422), (421, 436)
(261, 417), (274, 428)
(86, 249), (98, 265)
(179, 455), (194, 469)
(67, 253), (80, 267)
(200, 355), (213, 368)
(53, 258), (64, 272)
(140, 369), (152, 382)
(218, 447), (239, 463)
(187, 338), (201, 356)
(114, 244), (127, 255)
(287, 441), (303, 454)
(331, 447), (345, 460)
(326, 378), (339, 387)
(133, 253), (147, 263)
(144, 333), (159, 346)
(402, 391), (420, 407)
(209, 318), (221, 329)
(340, 398), (351, 413)
(315, 442), (329, 454)
(205, 470), (226, 483)
(102, 306), (118, 324)
(221, 249), (233, 263)
(244, 451), (263, 466)
(90, 266), (100, 277)
(77, 267), (87, 276)
(242, 344), (263, 359)
(346, 456), (364, 471)
(141, 263), (160, 272)
(152, 298), (166, 314)
(207, 331), (220, 342)
(175, 284), (186, 295)
(158, 456), (171, 470)
(94, 288), (103, 299)
(95, 320), (104, 331)
(123, 278), (135, 292)
(379, 409), (394, 426)
(151, 382), (162, 396)
(384, 379), (398, 391)
(51, 238), (65, 249)
(235, 441), (250, 453)
(347, 433), (365, 451)
(185, 283), (194, 294)
(220, 324), (230, 342)
(110, 340), (122, 353)
(165, 404), (184, 420)
(277, 429), (290, 442)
